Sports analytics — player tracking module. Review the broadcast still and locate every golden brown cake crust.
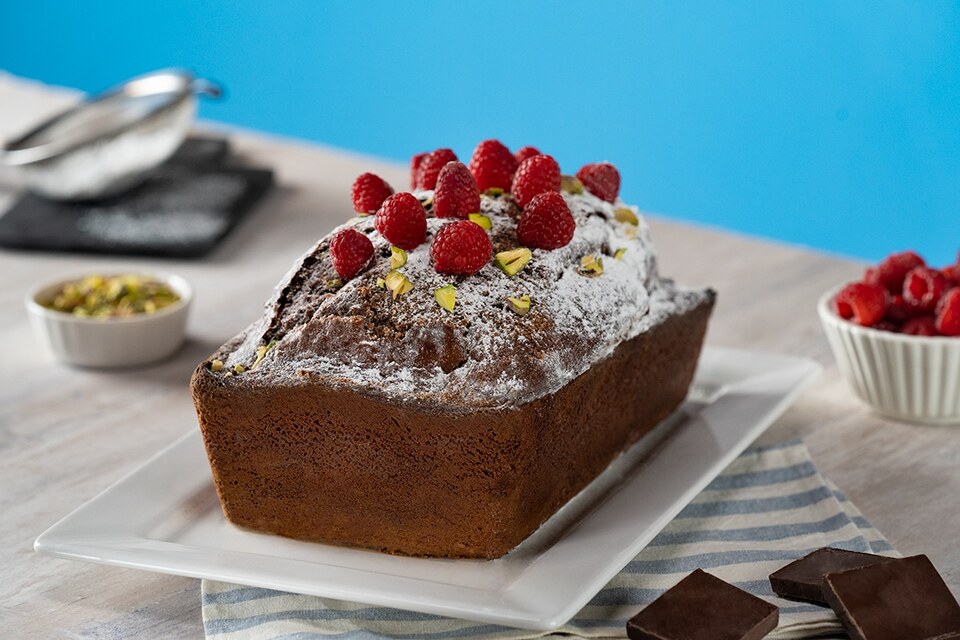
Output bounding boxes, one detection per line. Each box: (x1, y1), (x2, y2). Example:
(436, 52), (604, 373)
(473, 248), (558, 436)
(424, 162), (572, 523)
(191, 291), (714, 559)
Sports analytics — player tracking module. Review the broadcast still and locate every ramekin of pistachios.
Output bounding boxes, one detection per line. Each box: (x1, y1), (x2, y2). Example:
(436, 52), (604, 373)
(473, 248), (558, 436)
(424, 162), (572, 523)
(26, 272), (192, 367)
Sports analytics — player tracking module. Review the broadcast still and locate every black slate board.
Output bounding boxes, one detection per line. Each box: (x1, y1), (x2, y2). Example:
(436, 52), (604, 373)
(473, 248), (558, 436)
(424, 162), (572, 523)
(0, 137), (274, 258)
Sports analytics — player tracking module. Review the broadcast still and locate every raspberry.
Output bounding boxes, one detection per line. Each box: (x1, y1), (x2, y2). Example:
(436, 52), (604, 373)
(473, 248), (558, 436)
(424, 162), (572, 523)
(468, 139), (518, 191)
(434, 161), (480, 219)
(865, 251), (925, 293)
(410, 152), (428, 189)
(903, 266), (948, 313)
(329, 228), (374, 280)
(517, 191), (576, 250)
(415, 148), (458, 190)
(943, 263), (960, 286)
(885, 294), (916, 323)
(351, 172), (394, 214)
(514, 146), (542, 165)
(374, 192), (427, 250)
(576, 162), (620, 202)
(903, 316), (938, 336)
(935, 288), (960, 336)
(430, 220), (492, 275)
(512, 154), (561, 208)
(835, 282), (887, 327)
(872, 320), (901, 333)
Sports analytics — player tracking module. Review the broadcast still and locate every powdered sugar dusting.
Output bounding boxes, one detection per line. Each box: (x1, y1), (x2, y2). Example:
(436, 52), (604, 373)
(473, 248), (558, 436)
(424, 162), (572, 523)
(215, 189), (711, 412)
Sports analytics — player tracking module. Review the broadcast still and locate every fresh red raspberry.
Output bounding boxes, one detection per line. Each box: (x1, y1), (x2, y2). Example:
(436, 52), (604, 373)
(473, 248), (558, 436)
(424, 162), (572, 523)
(943, 263), (960, 286)
(415, 148), (458, 190)
(865, 251), (925, 293)
(903, 266), (948, 313)
(434, 161), (480, 219)
(872, 320), (901, 333)
(329, 228), (374, 280)
(885, 294), (916, 323)
(374, 192), (427, 250)
(512, 154), (561, 208)
(935, 288), (960, 336)
(902, 316), (938, 336)
(468, 139), (518, 191)
(576, 162), (621, 202)
(430, 220), (492, 275)
(835, 282), (887, 327)
(514, 146), (542, 165)
(517, 191), (576, 250)
(351, 172), (394, 214)
(410, 152), (428, 189)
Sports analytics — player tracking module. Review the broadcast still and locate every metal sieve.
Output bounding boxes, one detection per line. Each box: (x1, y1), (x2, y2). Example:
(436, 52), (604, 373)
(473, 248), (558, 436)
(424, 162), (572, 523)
(2, 69), (222, 201)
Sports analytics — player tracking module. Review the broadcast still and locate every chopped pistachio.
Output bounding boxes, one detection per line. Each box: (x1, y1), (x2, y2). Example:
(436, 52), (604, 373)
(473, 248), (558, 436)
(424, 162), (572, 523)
(390, 246), (408, 269)
(484, 187), (505, 197)
(614, 248), (628, 260)
(561, 175), (585, 195)
(507, 294), (532, 316)
(434, 284), (457, 312)
(223, 371), (233, 378)
(578, 254), (604, 277)
(614, 207), (639, 225)
(495, 247), (533, 277)
(210, 359), (224, 372)
(41, 273), (180, 319)
(468, 213), (492, 230)
(376, 277), (386, 289)
(252, 339), (278, 369)
(325, 278), (343, 291)
(384, 270), (414, 299)
(419, 195), (434, 210)
(623, 225), (639, 239)
(233, 364), (246, 374)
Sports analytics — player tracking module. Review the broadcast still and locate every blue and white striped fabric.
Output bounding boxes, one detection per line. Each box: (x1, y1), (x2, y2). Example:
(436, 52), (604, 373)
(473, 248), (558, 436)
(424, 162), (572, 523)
(202, 441), (897, 640)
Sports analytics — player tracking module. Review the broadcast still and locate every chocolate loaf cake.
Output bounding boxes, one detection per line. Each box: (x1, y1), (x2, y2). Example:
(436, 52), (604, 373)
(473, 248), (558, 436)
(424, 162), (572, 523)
(192, 149), (714, 558)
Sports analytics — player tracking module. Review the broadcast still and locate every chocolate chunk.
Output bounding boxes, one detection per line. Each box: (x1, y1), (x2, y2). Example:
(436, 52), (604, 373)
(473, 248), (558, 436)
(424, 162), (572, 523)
(823, 554), (960, 640)
(769, 547), (894, 604)
(626, 569), (778, 640)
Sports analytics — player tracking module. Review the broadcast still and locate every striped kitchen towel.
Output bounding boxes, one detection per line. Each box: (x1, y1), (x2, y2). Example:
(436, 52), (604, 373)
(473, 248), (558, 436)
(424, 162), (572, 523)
(202, 441), (897, 639)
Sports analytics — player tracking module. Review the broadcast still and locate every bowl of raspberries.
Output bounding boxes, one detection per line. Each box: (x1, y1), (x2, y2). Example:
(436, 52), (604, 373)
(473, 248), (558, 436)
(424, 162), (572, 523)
(818, 250), (960, 424)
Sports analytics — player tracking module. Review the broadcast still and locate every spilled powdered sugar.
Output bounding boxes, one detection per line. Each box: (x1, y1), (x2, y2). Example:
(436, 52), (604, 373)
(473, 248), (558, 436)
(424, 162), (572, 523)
(215, 190), (711, 412)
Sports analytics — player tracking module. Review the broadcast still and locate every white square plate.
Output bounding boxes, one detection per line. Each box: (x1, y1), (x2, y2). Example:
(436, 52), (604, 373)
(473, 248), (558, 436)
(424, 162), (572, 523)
(35, 347), (820, 630)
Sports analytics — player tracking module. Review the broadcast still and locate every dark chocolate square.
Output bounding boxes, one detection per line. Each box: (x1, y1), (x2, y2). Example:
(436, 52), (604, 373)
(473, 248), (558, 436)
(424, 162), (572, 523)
(626, 569), (778, 640)
(823, 554), (960, 640)
(769, 547), (894, 604)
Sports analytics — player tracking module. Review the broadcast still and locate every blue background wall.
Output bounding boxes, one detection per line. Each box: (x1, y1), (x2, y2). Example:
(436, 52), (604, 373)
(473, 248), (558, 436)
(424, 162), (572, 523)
(3, 1), (959, 264)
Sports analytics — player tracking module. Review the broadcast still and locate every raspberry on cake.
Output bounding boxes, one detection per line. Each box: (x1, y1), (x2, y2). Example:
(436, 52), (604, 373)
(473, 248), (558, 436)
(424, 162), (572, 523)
(468, 139), (518, 192)
(414, 148), (457, 190)
(430, 219), (492, 275)
(350, 172), (393, 214)
(409, 152), (428, 189)
(577, 162), (621, 203)
(514, 145), (542, 165)
(517, 191), (576, 249)
(192, 140), (715, 558)
(433, 161), (480, 219)
(512, 154), (561, 208)
(374, 192), (427, 250)
(329, 228), (374, 280)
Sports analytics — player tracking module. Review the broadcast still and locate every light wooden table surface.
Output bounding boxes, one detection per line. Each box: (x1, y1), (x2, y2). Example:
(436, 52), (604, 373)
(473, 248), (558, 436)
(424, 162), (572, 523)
(1, 76), (957, 639)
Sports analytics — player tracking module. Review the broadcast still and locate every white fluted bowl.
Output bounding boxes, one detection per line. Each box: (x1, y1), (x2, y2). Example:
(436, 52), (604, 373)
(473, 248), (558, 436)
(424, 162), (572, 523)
(819, 286), (960, 424)
(26, 272), (192, 368)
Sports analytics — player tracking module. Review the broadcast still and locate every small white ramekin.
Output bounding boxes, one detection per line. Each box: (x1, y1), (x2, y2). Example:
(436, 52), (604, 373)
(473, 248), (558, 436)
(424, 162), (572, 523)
(25, 272), (193, 368)
(819, 286), (960, 425)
